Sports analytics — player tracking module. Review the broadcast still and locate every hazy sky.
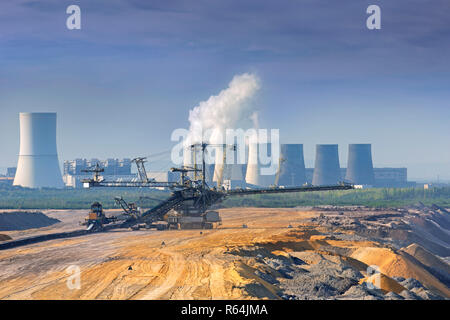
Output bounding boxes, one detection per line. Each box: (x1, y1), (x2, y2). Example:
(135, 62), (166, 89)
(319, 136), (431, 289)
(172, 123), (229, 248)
(0, 0), (449, 180)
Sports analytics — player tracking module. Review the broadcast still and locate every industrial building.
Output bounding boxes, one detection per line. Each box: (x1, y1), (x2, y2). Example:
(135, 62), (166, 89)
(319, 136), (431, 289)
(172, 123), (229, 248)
(13, 112), (64, 188)
(305, 167), (410, 188)
(64, 158), (132, 176)
(63, 158), (135, 188)
(0, 168), (17, 186)
(6, 167), (17, 178)
(372, 167), (411, 187)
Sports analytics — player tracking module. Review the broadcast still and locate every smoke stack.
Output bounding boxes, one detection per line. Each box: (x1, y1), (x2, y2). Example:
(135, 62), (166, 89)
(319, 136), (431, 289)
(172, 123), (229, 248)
(278, 144), (306, 186)
(13, 112), (64, 188)
(245, 142), (261, 186)
(345, 144), (375, 185)
(312, 144), (341, 186)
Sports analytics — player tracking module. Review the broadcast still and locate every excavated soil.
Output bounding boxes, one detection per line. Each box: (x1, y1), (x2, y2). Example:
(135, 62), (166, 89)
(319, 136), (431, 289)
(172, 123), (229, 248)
(0, 234), (11, 241)
(0, 206), (448, 300)
(0, 211), (60, 231)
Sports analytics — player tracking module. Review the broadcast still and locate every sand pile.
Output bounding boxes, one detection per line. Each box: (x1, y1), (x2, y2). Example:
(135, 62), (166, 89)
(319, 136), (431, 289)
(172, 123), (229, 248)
(0, 234), (12, 241)
(0, 211), (60, 231)
(401, 243), (450, 287)
(308, 204), (450, 258)
(360, 273), (406, 294)
(350, 246), (450, 297)
(235, 244), (441, 300)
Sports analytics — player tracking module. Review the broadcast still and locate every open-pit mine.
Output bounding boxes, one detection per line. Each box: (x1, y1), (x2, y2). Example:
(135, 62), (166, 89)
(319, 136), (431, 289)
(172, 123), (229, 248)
(0, 204), (449, 300)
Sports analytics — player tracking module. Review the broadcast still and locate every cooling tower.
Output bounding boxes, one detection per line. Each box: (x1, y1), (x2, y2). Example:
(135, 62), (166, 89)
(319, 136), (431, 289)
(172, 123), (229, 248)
(213, 146), (225, 184)
(259, 142), (277, 187)
(345, 144), (375, 185)
(205, 164), (215, 184)
(277, 144), (307, 186)
(213, 147), (246, 188)
(312, 144), (341, 186)
(245, 142), (261, 186)
(182, 146), (194, 179)
(13, 113), (64, 188)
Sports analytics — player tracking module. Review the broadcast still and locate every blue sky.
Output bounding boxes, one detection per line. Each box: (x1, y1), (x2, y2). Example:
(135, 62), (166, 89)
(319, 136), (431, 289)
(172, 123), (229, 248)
(0, 0), (449, 180)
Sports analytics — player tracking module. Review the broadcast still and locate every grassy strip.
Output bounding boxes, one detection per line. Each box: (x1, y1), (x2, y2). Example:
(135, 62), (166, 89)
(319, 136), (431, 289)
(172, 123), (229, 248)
(1, 185), (449, 209)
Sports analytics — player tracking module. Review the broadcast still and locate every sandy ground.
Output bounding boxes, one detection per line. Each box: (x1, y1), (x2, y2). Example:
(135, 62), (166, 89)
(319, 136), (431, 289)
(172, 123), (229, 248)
(0, 207), (448, 300)
(0, 208), (313, 299)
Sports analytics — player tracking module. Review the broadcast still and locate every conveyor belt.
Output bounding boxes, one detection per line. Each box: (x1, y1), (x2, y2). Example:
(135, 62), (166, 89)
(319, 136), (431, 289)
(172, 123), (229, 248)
(140, 193), (185, 222)
(226, 184), (354, 196)
(0, 223), (123, 251)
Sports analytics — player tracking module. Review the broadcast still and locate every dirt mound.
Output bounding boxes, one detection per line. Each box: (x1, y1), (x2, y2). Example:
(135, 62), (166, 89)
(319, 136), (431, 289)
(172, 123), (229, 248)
(394, 229), (450, 258)
(350, 247), (450, 298)
(0, 211), (60, 231)
(0, 234), (12, 241)
(361, 273), (406, 294)
(401, 243), (450, 287)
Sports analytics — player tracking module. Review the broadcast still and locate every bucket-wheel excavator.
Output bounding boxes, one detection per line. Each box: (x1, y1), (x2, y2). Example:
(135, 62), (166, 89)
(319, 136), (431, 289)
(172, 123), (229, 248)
(82, 144), (354, 230)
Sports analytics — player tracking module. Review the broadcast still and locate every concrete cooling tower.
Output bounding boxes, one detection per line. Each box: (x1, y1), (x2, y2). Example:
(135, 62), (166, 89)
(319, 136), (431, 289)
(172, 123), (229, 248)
(345, 144), (375, 185)
(213, 147), (246, 188)
(205, 164), (215, 185)
(245, 142), (277, 187)
(13, 113), (64, 188)
(245, 142), (261, 186)
(259, 143), (276, 187)
(312, 144), (341, 186)
(277, 144), (306, 187)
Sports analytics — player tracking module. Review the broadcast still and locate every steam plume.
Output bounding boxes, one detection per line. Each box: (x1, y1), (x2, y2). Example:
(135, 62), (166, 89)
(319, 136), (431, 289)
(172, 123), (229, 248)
(187, 73), (260, 144)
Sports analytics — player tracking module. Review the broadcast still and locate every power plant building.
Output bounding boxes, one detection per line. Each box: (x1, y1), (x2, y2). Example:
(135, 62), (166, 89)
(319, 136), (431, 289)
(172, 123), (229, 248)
(64, 158), (132, 176)
(13, 112), (64, 188)
(373, 168), (409, 187)
(63, 158), (134, 188)
(6, 167), (17, 178)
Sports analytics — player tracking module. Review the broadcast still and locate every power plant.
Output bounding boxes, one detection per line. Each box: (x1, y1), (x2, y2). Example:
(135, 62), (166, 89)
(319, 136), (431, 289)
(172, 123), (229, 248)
(13, 112), (64, 189)
(276, 144), (307, 187)
(3, 112), (411, 191)
(1, 111), (417, 234)
(345, 144), (375, 186)
(312, 144), (341, 186)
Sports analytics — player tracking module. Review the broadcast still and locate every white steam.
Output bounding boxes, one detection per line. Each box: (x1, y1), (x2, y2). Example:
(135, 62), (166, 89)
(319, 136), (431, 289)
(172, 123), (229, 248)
(187, 73), (260, 144)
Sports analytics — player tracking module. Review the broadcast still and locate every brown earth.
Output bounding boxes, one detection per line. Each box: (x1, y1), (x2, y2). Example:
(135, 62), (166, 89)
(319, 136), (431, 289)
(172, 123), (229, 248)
(0, 234), (11, 241)
(0, 207), (448, 300)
